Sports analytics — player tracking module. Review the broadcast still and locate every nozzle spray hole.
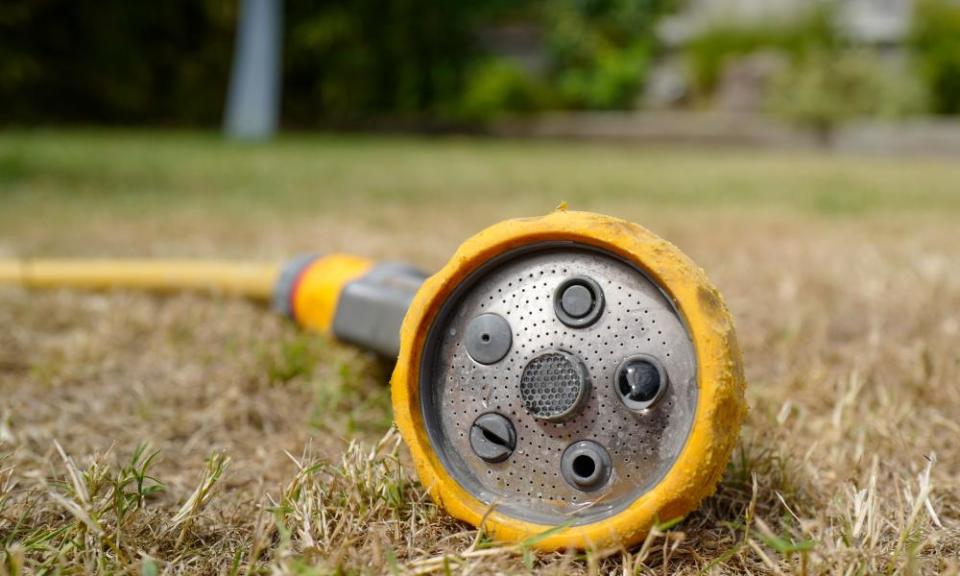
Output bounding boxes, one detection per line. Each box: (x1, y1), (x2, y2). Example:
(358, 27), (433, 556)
(618, 362), (659, 402)
(572, 454), (596, 479)
(615, 355), (668, 411)
(465, 314), (512, 365)
(561, 440), (611, 491)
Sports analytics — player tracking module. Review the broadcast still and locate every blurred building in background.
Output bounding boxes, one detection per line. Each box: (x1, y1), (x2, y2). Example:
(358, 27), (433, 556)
(661, 0), (912, 46)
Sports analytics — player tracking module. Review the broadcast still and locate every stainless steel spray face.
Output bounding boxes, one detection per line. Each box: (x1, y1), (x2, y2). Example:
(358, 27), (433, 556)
(419, 245), (698, 525)
(392, 210), (747, 550)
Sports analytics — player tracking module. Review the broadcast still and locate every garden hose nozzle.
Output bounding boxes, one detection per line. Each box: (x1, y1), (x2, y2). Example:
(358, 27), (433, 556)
(0, 210), (746, 551)
(391, 210), (746, 550)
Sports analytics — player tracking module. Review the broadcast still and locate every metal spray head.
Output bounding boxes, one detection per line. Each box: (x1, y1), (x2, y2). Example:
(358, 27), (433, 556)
(391, 210), (746, 550)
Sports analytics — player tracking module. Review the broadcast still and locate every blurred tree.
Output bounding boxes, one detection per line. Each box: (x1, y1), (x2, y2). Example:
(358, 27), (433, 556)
(458, 0), (673, 118)
(460, 60), (555, 119)
(684, 6), (837, 102)
(910, 0), (960, 115)
(0, 0), (236, 125)
(767, 50), (927, 143)
(0, 0), (671, 125)
(545, 0), (662, 109)
(283, 0), (476, 123)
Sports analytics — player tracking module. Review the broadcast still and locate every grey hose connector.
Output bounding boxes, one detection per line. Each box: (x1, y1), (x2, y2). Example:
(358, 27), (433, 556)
(271, 254), (320, 318)
(331, 262), (427, 357)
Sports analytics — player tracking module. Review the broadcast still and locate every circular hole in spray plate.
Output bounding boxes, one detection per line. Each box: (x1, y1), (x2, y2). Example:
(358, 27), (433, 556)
(561, 440), (611, 491)
(614, 354), (668, 411)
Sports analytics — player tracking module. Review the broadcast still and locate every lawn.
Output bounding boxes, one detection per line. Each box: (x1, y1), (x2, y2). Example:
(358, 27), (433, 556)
(0, 130), (958, 574)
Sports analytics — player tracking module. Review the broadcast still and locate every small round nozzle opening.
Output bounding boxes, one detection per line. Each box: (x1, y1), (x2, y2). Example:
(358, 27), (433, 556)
(561, 440), (611, 491)
(615, 355), (668, 411)
(572, 454), (597, 479)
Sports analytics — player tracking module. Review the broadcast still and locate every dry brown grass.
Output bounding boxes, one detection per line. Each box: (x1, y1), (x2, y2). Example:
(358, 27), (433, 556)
(1, 132), (958, 574)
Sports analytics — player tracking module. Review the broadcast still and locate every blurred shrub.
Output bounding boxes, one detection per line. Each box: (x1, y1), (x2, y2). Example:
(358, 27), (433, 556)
(283, 0), (476, 123)
(767, 51), (927, 141)
(553, 43), (650, 109)
(686, 4), (929, 132)
(910, 0), (960, 114)
(287, 0), (671, 119)
(458, 0), (669, 117)
(685, 27), (780, 99)
(459, 60), (553, 119)
(544, 0), (660, 109)
(684, 7), (836, 101)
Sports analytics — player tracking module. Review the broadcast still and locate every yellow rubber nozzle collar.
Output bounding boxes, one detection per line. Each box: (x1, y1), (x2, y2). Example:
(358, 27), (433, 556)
(391, 210), (747, 550)
(289, 254), (374, 333)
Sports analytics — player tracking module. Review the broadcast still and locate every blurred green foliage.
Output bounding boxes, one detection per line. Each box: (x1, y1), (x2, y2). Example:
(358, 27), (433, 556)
(910, 0), (960, 114)
(0, 0), (666, 125)
(552, 40), (651, 110)
(684, 7), (836, 100)
(458, 0), (666, 119)
(5, 0), (949, 125)
(283, 0), (475, 123)
(767, 51), (927, 140)
(460, 60), (554, 119)
(544, 0), (657, 109)
(686, 4), (938, 131)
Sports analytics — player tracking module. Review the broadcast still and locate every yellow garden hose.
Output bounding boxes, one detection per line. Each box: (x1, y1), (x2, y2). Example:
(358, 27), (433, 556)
(0, 254), (377, 338)
(0, 258), (281, 299)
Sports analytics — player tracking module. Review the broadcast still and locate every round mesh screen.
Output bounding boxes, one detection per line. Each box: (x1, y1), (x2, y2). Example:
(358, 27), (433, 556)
(519, 352), (587, 421)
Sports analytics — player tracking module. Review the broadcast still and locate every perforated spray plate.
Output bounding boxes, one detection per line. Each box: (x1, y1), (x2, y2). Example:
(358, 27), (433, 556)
(420, 244), (697, 525)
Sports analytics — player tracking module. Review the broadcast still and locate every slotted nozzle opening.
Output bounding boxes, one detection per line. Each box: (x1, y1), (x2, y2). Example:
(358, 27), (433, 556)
(469, 412), (516, 463)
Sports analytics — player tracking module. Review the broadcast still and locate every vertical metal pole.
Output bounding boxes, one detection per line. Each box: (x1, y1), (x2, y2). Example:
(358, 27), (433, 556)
(224, 0), (283, 140)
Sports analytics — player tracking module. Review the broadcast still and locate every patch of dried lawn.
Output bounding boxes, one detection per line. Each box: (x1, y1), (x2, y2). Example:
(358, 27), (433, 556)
(1, 212), (958, 575)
